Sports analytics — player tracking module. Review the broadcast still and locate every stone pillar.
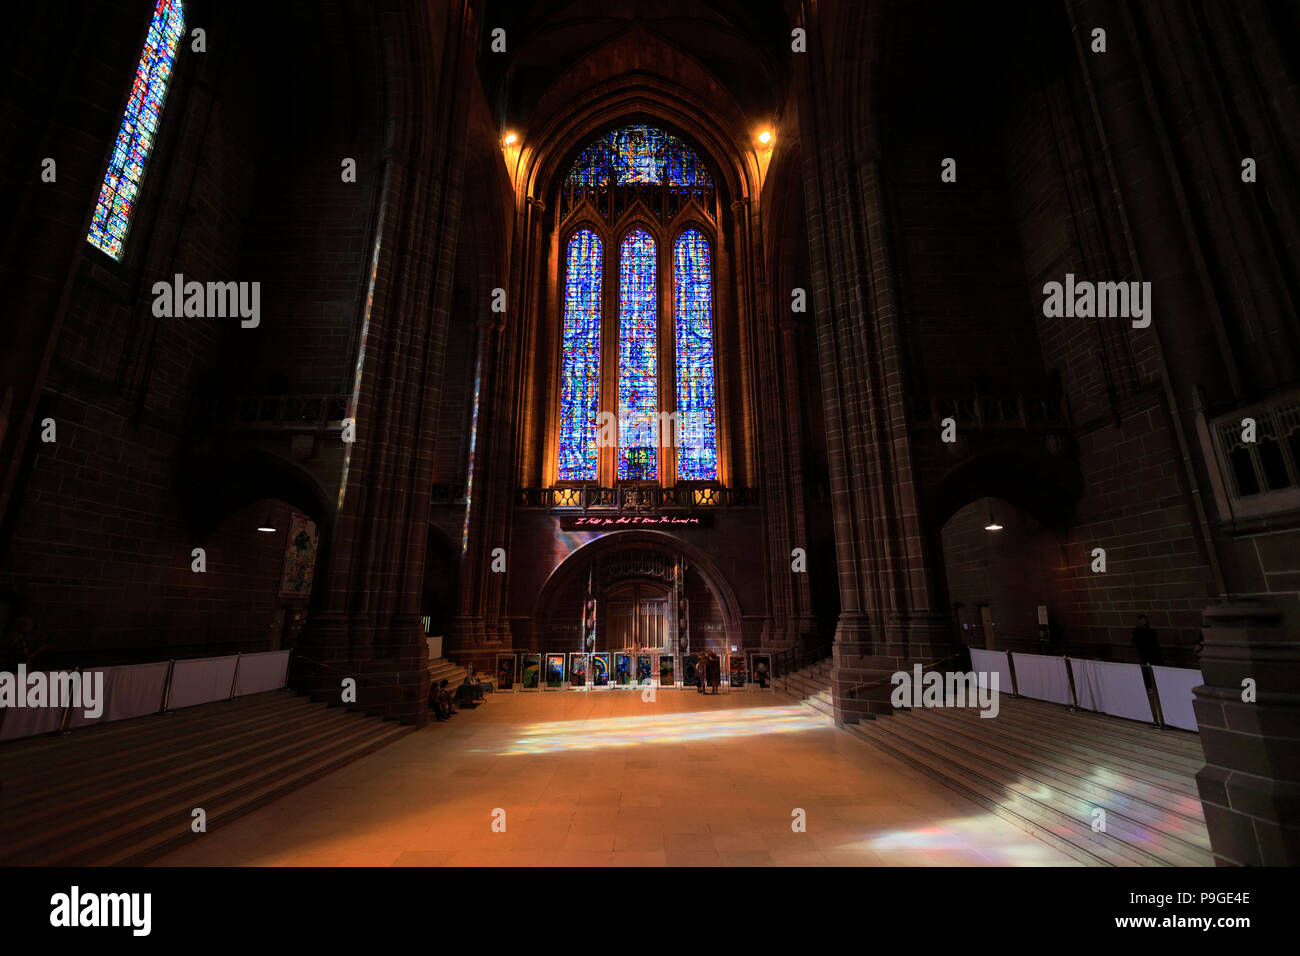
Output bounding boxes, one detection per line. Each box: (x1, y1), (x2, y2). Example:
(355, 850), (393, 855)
(797, 32), (959, 723)
(1194, 598), (1300, 866)
(296, 2), (478, 727)
(445, 316), (497, 653)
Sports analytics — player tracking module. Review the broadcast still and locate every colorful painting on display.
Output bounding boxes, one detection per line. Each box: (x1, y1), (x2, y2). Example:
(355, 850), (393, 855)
(729, 653), (747, 688)
(636, 654), (653, 685)
(521, 653), (541, 690)
(682, 654), (699, 687)
(495, 654), (516, 691)
(591, 653), (611, 687)
(750, 654), (772, 689)
(658, 655), (675, 686)
(278, 514), (319, 597)
(544, 653), (565, 689)
(614, 653), (633, 686)
(568, 653), (588, 687)
(87, 0), (186, 259)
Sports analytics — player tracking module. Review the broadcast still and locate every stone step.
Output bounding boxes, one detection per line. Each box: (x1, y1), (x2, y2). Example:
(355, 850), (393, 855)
(908, 709), (1209, 847)
(848, 720), (1150, 866)
(845, 698), (1213, 867)
(0, 690), (412, 865)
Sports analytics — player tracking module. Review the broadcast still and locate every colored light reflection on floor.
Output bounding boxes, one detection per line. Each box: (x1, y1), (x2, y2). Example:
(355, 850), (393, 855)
(844, 815), (1074, 865)
(489, 704), (827, 756)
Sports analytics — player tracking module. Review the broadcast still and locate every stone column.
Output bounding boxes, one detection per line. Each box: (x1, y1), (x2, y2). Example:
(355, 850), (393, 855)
(1194, 598), (1300, 865)
(295, 2), (478, 727)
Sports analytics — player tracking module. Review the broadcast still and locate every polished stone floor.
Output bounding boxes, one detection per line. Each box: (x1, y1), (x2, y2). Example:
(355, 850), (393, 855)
(156, 687), (1078, 866)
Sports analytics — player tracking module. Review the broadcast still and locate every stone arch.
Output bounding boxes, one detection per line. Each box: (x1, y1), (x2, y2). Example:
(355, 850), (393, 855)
(926, 445), (1083, 535)
(517, 28), (760, 205)
(532, 531), (744, 640)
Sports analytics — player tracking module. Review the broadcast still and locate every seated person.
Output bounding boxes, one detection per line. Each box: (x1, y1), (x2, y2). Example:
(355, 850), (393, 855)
(438, 679), (458, 716)
(429, 681), (451, 720)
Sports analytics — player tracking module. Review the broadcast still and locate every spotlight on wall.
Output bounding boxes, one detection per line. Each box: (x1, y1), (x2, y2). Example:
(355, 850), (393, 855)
(502, 132), (518, 146)
(257, 516), (277, 533)
(757, 129), (773, 146)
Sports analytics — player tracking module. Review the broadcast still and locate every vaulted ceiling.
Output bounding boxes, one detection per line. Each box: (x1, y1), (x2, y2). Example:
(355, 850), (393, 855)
(477, 0), (794, 131)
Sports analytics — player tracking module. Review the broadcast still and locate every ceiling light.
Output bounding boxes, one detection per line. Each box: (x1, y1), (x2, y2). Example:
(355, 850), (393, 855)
(757, 130), (772, 145)
(503, 132), (517, 146)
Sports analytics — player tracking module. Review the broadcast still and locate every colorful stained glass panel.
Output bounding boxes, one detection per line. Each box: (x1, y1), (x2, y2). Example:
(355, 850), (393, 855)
(674, 230), (718, 480)
(558, 230), (603, 481)
(618, 230), (658, 481)
(87, 0), (185, 260)
(567, 126), (712, 188)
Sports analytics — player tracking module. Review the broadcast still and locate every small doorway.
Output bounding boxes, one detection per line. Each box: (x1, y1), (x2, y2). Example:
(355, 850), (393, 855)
(603, 581), (669, 650)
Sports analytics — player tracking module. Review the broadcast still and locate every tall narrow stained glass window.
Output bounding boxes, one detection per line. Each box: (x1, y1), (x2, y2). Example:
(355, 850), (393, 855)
(87, 0), (185, 260)
(674, 230), (718, 480)
(618, 230), (659, 481)
(558, 230), (603, 481)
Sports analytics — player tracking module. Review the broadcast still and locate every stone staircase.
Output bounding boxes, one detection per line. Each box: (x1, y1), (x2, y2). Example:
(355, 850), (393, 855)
(847, 694), (1213, 866)
(428, 656), (468, 690)
(0, 689), (411, 865)
(775, 659), (835, 720)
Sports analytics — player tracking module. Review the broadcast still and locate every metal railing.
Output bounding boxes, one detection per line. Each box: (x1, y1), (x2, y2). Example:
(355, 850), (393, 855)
(198, 393), (350, 432)
(909, 386), (1068, 431)
(517, 485), (759, 512)
(771, 639), (834, 680)
(845, 652), (964, 700)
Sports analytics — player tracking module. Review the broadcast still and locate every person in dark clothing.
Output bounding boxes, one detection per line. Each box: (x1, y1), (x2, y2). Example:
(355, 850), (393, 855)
(1131, 615), (1162, 665)
(706, 652), (721, 694)
(1131, 615), (1162, 688)
(429, 680), (450, 720)
(438, 679), (458, 716)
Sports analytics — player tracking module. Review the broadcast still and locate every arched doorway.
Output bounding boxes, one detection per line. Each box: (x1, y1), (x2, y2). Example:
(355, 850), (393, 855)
(602, 580), (670, 651)
(531, 530), (743, 659)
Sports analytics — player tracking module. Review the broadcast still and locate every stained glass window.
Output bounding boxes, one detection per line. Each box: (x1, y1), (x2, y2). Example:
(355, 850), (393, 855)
(674, 230), (718, 480)
(558, 230), (603, 481)
(87, 0), (185, 260)
(567, 126), (712, 188)
(618, 230), (658, 481)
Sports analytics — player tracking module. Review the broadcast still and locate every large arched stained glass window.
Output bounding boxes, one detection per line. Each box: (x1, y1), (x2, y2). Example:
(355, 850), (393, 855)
(556, 124), (721, 487)
(674, 230), (717, 480)
(618, 230), (658, 481)
(87, 0), (186, 260)
(558, 230), (603, 481)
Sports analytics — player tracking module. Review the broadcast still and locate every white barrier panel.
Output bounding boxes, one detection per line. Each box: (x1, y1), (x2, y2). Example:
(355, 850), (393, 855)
(1070, 658), (1153, 723)
(168, 655), (239, 710)
(0, 672), (66, 740)
(233, 650), (291, 696)
(427, 635), (444, 660)
(1010, 653), (1072, 705)
(69, 661), (171, 729)
(969, 648), (1014, 694)
(1152, 665), (1203, 732)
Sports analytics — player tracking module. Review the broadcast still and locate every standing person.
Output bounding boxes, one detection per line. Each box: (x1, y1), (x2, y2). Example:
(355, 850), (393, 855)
(1131, 615), (1162, 687)
(696, 653), (706, 694)
(707, 651), (721, 694)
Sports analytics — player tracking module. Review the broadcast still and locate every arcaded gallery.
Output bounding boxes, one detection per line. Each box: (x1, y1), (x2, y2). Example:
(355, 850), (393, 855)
(0, 0), (1298, 890)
